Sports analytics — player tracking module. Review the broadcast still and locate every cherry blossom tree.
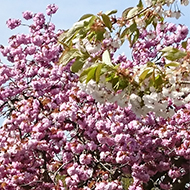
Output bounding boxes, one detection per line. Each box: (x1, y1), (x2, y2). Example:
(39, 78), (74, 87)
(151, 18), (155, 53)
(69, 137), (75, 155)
(0, 1), (190, 190)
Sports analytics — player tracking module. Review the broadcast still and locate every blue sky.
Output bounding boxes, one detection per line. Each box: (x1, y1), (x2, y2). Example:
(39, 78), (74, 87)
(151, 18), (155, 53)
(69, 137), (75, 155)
(0, 0), (137, 125)
(0, 0), (189, 46)
(0, 0), (189, 125)
(0, 1), (189, 50)
(0, 1), (137, 45)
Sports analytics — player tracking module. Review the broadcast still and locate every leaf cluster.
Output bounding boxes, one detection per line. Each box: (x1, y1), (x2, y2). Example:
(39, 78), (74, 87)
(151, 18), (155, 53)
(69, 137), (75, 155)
(57, 0), (189, 103)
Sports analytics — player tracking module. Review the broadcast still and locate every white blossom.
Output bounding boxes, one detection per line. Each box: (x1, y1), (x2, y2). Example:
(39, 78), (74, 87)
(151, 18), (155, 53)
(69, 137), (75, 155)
(135, 18), (146, 28)
(169, 75), (176, 85)
(85, 42), (101, 54)
(171, 11), (181, 19)
(103, 31), (111, 39)
(165, 0), (175, 6)
(111, 36), (121, 49)
(144, 0), (152, 6)
(184, 94), (190, 102)
(181, 0), (189, 6)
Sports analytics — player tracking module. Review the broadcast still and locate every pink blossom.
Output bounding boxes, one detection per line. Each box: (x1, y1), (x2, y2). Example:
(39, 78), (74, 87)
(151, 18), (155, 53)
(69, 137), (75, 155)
(25, 45), (36, 55)
(79, 154), (92, 165)
(33, 12), (45, 26)
(0, 4), (190, 190)
(22, 11), (33, 20)
(160, 183), (171, 190)
(6, 18), (21, 29)
(168, 168), (182, 179)
(46, 4), (58, 16)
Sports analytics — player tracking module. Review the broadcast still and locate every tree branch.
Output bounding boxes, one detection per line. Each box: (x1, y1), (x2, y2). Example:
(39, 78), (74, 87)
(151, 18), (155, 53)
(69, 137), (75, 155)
(53, 160), (72, 184)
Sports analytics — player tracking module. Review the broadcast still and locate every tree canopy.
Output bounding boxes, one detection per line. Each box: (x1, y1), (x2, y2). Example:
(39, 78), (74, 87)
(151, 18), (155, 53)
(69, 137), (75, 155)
(0, 1), (190, 190)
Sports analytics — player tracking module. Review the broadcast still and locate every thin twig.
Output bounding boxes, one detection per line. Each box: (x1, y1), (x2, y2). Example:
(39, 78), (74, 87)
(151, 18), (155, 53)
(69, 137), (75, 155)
(123, 5), (153, 21)
(93, 156), (112, 173)
(178, 80), (190, 85)
(53, 160), (72, 184)
(20, 180), (42, 187)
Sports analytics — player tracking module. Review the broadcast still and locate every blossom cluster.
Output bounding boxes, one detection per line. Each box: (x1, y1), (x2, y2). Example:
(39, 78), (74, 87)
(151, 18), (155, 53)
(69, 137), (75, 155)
(0, 3), (189, 190)
(127, 22), (190, 117)
(78, 21), (190, 119)
(145, 0), (189, 19)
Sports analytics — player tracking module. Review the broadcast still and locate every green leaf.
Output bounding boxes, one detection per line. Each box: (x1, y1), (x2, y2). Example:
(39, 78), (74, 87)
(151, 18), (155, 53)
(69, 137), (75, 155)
(164, 62), (180, 67)
(79, 68), (91, 82)
(102, 50), (113, 67)
(160, 46), (175, 53)
(58, 31), (68, 44)
(120, 27), (129, 40)
(59, 49), (79, 65)
(131, 29), (139, 46)
(65, 21), (85, 43)
(139, 68), (153, 82)
(96, 30), (105, 41)
(182, 41), (187, 49)
(71, 59), (84, 72)
(122, 177), (133, 190)
(101, 14), (112, 30)
(87, 15), (97, 29)
(113, 77), (128, 90)
(65, 15), (97, 44)
(105, 10), (117, 16)
(152, 0), (157, 6)
(78, 28), (88, 39)
(146, 61), (154, 67)
(160, 47), (187, 61)
(87, 31), (96, 41)
(118, 78), (128, 90)
(137, 0), (143, 8)
(122, 7), (133, 18)
(86, 66), (97, 83)
(165, 51), (187, 61)
(122, 22), (138, 46)
(95, 64), (102, 83)
(145, 15), (155, 27)
(149, 78), (154, 87)
(127, 7), (139, 19)
(106, 72), (115, 82)
(78, 14), (94, 21)
(128, 22), (137, 34)
(154, 74), (163, 88)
